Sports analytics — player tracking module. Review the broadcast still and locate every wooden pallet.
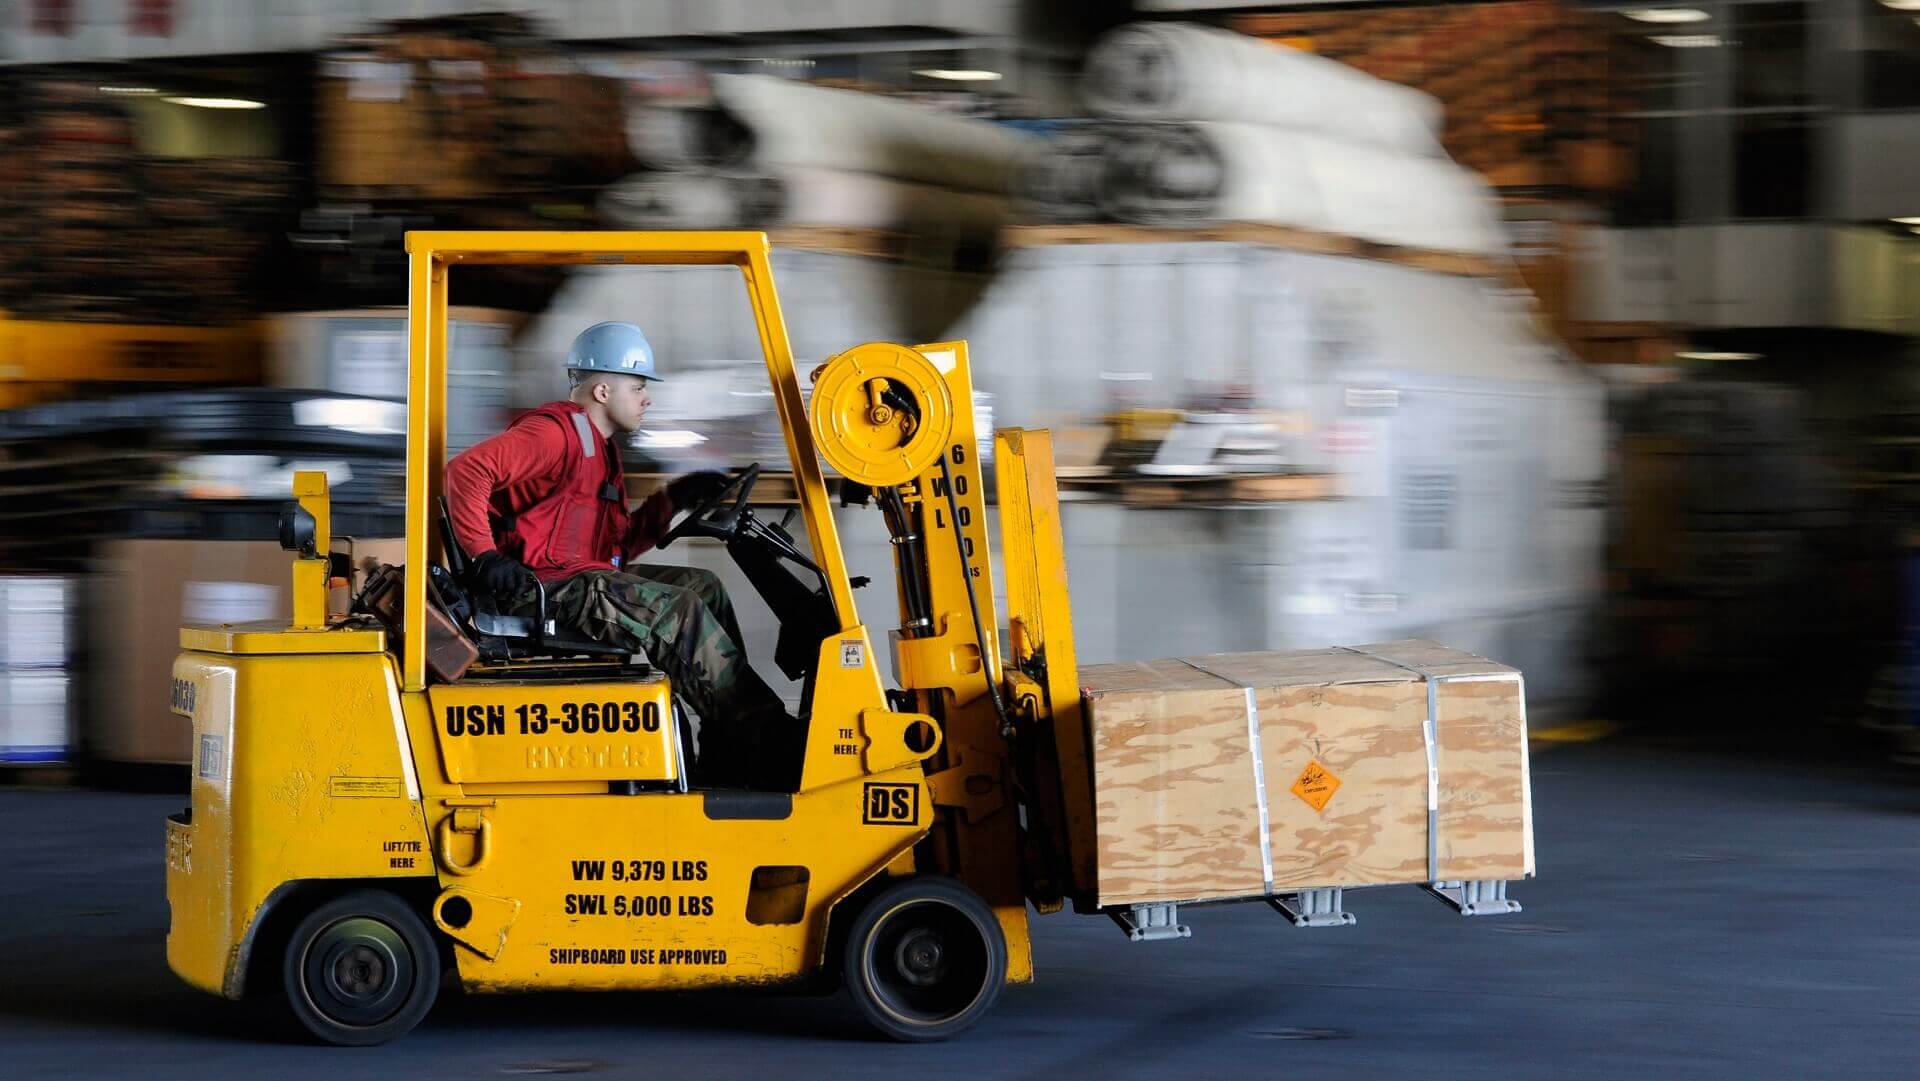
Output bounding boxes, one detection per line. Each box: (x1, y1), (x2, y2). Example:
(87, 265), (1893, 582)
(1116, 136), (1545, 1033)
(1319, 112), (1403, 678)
(766, 226), (907, 261)
(1059, 471), (1336, 507)
(1001, 223), (1499, 279)
(630, 469), (1336, 508)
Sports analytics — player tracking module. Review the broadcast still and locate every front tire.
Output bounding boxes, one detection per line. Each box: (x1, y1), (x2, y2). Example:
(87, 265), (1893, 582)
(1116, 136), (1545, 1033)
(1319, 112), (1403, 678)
(282, 889), (441, 1046)
(842, 876), (1007, 1042)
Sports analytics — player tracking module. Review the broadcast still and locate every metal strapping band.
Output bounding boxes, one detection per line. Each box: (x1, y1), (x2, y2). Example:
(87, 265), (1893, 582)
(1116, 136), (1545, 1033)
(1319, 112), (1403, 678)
(1340, 647), (1443, 884)
(570, 412), (597, 458)
(1178, 658), (1275, 894)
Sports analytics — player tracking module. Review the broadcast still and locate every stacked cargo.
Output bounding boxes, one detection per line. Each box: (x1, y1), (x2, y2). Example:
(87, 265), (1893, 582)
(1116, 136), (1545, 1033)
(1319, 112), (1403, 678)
(316, 14), (630, 201)
(4, 84), (142, 322)
(1232, 0), (1637, 195)
(306, 14), (628, 309)
(0, 83), (292, 325)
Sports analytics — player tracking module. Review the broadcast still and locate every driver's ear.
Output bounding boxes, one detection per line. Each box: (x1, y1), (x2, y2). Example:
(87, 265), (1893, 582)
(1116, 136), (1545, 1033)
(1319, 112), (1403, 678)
(594, 380), (612, 405)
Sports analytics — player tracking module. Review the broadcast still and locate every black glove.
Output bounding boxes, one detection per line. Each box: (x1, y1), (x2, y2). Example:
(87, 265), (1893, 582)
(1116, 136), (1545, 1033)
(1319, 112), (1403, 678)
(470, 550), (534, 600)
(667, 469), (731, 510)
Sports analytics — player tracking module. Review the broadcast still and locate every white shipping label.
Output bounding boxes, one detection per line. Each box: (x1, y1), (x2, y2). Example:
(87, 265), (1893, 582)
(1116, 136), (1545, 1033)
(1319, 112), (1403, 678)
(183, 582), (280, 626)
(1400, 471), (1458, 551)
(335, 59), (412, 102)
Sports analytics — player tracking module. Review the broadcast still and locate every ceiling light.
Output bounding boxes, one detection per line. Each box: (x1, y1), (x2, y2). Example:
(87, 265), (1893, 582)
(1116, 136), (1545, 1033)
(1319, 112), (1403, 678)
(1879, 0), (1920, 10)
(163, 96), (266, 109)
(1649, 33), (1723, 47)
(1621, 8), (1711, 23)
(1892, 216), (1920, 225)
(913, 69), (1002, 82)
(1676, 351), (1762, 361)
(99, 85), (159, 95)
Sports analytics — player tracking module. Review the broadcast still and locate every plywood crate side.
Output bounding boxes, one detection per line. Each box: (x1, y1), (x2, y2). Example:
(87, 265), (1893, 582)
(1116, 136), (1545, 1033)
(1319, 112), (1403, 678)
(1260, 681), (1430, 890)
(1088, 684), (1266, 906)
(1435, 675), (1533, 880)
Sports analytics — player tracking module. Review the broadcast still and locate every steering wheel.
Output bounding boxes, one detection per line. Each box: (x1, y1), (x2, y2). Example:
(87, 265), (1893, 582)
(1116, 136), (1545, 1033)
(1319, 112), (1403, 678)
(656, 463), (761, 549)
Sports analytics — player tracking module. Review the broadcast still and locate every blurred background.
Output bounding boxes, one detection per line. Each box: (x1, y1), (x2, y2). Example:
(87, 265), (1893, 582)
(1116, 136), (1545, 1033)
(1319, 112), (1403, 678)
(1, 0), (1918, 779)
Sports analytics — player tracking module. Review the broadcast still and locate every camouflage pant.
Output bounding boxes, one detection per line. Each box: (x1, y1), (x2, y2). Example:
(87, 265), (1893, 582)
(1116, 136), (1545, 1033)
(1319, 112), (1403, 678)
(519, 566), (790, 785)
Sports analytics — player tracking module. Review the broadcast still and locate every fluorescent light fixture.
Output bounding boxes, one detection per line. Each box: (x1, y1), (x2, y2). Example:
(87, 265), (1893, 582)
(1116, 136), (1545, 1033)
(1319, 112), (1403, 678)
(1649, 33), (1722, 47)
(1892, 216), (1920, 225)
(163, 96), (266, 109)
(913, 69), (1002, 82)
(99, 85), (160, 95)
(1676, 351), (1762, 361)
(1620, 8), (1711, 22)
(1879, 0), (1920, 10)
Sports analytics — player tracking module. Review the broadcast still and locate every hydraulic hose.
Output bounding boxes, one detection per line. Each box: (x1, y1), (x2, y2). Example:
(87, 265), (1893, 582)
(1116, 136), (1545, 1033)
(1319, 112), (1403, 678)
(937, 457), (1016, 739)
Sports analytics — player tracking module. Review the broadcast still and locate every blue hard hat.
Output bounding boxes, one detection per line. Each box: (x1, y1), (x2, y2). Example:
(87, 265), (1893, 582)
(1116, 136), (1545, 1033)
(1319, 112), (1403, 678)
(566, 321), (663, 380)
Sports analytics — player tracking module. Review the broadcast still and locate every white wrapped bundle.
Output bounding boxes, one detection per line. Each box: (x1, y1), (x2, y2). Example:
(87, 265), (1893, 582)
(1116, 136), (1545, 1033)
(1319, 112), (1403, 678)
(1013, 124), (1118, 224)
(1101, 122), (1504, 256)
(711, 74), (1039, 193)
(1084, 22), (1444, 157)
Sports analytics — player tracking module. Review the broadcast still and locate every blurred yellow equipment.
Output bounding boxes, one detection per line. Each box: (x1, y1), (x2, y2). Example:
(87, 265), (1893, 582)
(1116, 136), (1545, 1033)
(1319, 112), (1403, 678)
(0, 315), (260, 409)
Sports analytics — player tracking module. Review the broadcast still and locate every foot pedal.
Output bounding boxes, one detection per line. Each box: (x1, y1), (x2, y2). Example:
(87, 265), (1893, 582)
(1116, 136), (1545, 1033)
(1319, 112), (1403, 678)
(1270, 887), (1356, 928)
(1108, 902), (1191, 942)
(1424, 879), (1522, 916)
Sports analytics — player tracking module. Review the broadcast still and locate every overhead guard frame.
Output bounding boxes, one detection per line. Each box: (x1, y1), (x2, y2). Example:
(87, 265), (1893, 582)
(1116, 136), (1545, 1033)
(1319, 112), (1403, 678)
(400, 231), (860, 692)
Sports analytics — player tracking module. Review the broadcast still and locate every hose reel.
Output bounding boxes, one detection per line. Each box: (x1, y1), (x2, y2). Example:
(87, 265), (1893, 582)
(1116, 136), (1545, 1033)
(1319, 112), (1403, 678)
(808, 342), (954, 488)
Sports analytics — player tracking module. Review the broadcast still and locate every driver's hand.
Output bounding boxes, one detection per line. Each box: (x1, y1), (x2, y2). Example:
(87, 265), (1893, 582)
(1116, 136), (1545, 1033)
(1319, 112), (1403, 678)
(666, 469), (731, 510)
(470, 551), (534, 600)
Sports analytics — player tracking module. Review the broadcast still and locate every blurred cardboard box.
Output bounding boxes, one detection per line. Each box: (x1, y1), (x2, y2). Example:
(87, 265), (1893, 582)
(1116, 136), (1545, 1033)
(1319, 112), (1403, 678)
(88, 537), (401, 765)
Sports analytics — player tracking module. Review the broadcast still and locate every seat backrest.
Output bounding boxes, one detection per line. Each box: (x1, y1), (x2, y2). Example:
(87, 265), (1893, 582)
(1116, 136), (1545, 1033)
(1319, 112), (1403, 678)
(435, 497), (632, 663)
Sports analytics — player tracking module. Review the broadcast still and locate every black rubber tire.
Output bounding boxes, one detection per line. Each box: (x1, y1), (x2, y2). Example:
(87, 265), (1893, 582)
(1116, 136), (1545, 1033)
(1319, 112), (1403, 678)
(842, 876), (1007, 1042)
(281, 889), (441, 1046)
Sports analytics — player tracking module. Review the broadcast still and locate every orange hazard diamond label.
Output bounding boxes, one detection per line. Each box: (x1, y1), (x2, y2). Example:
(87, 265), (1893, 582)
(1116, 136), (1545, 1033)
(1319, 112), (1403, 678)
(1290, 758), (1342, 813)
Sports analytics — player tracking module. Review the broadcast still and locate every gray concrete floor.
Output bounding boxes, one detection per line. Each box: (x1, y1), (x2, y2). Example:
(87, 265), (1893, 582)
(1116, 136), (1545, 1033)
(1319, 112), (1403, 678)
(3, 741), (1918, 1080)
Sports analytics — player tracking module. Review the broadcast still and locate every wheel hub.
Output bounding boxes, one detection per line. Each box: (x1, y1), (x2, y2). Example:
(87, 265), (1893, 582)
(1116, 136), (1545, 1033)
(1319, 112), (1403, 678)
(332, 945), (388, 998)
(895, 928), (948, 987)
(303, 916), (413, 1027)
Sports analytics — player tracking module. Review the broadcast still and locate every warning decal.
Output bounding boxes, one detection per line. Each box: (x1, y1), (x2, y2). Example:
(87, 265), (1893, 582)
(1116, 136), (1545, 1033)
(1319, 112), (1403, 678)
(1290, 758), (1341, 813)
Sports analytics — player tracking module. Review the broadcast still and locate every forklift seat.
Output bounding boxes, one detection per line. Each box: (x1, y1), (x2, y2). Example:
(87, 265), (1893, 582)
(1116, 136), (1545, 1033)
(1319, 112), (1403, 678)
(434, 499), (641, 669)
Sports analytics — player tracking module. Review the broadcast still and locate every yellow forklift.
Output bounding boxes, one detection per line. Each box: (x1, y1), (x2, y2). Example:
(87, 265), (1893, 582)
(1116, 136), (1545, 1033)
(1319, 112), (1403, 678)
(163, 232), (1528, 1046)
(166, 232), (1098, 1044)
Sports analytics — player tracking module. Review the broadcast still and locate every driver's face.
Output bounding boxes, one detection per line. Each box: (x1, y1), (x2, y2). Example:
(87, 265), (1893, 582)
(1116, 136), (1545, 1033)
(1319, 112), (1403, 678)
(600, 373), (653, 434)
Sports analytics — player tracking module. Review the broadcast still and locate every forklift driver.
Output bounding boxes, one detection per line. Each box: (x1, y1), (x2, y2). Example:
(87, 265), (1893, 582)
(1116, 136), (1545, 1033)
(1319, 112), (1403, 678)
(444, 320), (794, 788)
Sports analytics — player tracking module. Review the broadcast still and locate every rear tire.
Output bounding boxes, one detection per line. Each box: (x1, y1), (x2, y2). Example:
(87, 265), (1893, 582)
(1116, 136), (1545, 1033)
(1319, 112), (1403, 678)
(842, 876), (1007, 1042)
(282, 889), (441, 1046)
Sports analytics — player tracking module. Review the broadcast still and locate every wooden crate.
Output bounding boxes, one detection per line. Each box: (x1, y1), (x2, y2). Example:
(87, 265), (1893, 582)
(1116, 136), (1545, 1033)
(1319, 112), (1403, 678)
(1081, 640), (1532, 908)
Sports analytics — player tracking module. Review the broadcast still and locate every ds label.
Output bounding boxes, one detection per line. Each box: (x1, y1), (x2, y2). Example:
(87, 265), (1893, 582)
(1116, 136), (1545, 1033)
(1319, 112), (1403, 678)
(862, 782), (919, 826)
